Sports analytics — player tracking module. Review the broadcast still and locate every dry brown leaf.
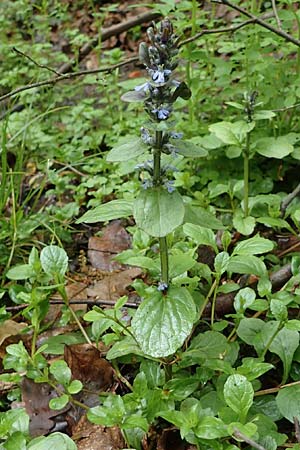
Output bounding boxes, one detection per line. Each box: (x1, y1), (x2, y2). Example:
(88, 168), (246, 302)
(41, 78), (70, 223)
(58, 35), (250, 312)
(0, 320), (27, 346)
(73, 415), (125, 450)
(86, 267), (142, 300)
(88, 221), (131, 271)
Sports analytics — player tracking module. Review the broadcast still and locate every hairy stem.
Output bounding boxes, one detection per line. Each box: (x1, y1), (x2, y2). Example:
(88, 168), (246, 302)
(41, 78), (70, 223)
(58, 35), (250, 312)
(159, 236), (169, 286)
(243, 144), (250, 217)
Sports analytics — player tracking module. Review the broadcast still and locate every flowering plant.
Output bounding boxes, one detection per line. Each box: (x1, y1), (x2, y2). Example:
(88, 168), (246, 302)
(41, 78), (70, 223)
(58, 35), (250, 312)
(78, 18), (207, 358)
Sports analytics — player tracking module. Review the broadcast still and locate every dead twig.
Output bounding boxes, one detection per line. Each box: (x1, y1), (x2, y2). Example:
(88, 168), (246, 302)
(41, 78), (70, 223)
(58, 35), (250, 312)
(12, 47), (62, 76)
(212, 0), (300, 47)
(280, 182), (300, 216)
(271, 0), (282, 30)
(233, 428), (267, 450)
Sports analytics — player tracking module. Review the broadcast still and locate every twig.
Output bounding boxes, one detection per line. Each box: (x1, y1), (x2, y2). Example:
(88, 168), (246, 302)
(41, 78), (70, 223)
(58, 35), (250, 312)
(294, 417), (300, 443)
(212, 0), (300, 47)
(271, 0), (282, 30)
(179, 14), (273, 47)
(273, 102), (300, 112)
(233, 428), (267, 450)
(0, 57), (138, 103)
(13, 47), (62, 76)
(0, 19), (268, 105)
(6, 298), (141, 311)
(280, 182), (300, 216)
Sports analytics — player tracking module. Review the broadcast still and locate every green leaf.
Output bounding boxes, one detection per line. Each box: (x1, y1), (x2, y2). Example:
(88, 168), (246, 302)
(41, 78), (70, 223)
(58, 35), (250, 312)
(224, 374), (254, 422)
(195, 417), (228, 439)
(269, 327), (299, 383)
(236, 358), (273, 381)
(256, 216), (295, 233)
(255, 136), (294, 159)
(106, 336), (147, 360)
(107, 138), (147, 162)
(121, 90), (146, 102)
(88, 395), (125, 426)
(233, 235), (274, 256)
(49, 394), (69, 410)
(134, 187), (184, 237)
(214, 252), (230, 275)
(184, 204), (225, 229)
(27, 433), (77, 450)
(183, 223), (217, 252)
(122, 256), (159, 273)
(276, 385), (300, 423)
(234, 288), (256, 314)
(171, 139), (208, 157)
(122, 415), (149, 432)
(76, 199), (133, 224)
(164, 377), (199, 400)
(270, 299), (288, 321)
(233, 213), (256, 236)
(209, 122), (240, 145)
(40, 246), (68, 276)
(253, 110), (276, 120)
(3, 432), (27, 450)
(181, 331), (229, 365)
(49, 360), (71, 385)
(6, 264), (35, 280)
(132, 287), (196, 357)
(169, 253), (196, 278)
(227, 255), (266, 277)
(27, 432), (77, 450)
(67, 380), (83, 394)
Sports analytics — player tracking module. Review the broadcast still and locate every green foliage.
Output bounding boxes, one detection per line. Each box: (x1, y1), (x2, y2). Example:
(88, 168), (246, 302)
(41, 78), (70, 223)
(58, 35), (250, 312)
(2, 0), (300, 447)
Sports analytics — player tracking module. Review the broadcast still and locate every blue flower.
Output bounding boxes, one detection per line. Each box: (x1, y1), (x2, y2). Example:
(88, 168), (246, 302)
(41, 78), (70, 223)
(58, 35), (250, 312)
(135, 82), (151, 92)
(141, 179), (153, 190)
(163, 180), (175, 193)
(152, 106), (171, 120)
(157, 281), (168, 291)
(170, 132), (183, 139)
(149, 68), (172, 84)
(140, 127), (153, 145)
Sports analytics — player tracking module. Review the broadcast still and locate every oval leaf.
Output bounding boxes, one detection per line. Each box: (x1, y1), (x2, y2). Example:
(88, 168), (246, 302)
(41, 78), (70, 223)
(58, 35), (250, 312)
(132, 287), (196, 357)
(233, 235), (274, 256)
(28, 432), (77, 450)
(107, 138), (147, 162)
(227, 255), (266, 277)
(276, 385), (300, 423)
(224, 374), (254, 421)
(172, 139), (208, 157)
(76, 199), (133, 224)
(40, 246), (68, 276)
(134, 187), (184, 237)
(183, 223), (217, 252)
(255, 136), (294, 159)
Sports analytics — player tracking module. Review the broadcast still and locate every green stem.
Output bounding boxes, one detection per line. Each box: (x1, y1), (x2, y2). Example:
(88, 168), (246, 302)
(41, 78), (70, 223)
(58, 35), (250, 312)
(159, 236), (169, 286)
(153, 130), (170, 287)
(261, 321), (283, 359)
(243, 133), (250, 217)
(164, 363), (172, 382)
(0, 121), (8, 213)
(210, 275), (220, 326)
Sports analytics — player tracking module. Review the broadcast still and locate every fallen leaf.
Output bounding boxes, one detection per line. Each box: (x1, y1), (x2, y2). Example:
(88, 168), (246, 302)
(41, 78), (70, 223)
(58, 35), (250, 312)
(88, 221), (131, 271)
(21, 378), (69, 437)
(73, 415), (125, 450)
(86, 267), (142, 300)
(0, 320), (27, 346)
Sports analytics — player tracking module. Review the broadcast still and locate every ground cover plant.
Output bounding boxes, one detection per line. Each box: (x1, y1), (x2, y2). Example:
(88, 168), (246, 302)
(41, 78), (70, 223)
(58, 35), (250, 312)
(2, 0), (300, 449)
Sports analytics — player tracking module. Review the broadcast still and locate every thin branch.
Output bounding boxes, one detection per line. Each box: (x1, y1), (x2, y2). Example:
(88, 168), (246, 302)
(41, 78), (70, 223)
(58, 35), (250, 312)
(6, 298), (141, 311)
(0, 19), (266, 105)
(280, 182), (300, 216)
(294, 417), (300, 444)
(271, 0), (282, 30)
(233, 429), (267, 450)
(212, 0), (300, 47)
(0, 57), (138, 103)
(13, 47), (62, 76)
(273, 102), (300, 112)
(179, 13), (273, 47)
